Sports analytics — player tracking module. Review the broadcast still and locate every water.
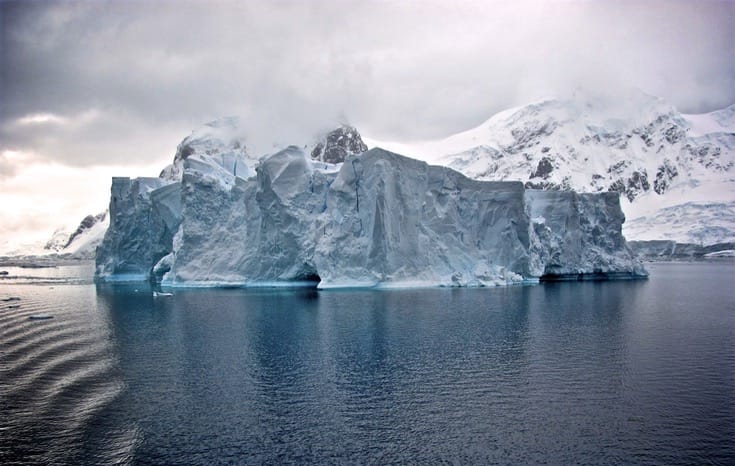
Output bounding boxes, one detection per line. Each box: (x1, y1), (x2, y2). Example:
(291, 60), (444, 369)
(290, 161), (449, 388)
(1, 262), (734, 464)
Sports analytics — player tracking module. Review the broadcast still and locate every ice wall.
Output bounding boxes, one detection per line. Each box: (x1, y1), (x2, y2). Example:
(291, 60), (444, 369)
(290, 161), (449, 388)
(95, 177), (179, 281)
(527, 190), (646, 279)
(315, 149), (531, 287)
(159, 146), (334, 286)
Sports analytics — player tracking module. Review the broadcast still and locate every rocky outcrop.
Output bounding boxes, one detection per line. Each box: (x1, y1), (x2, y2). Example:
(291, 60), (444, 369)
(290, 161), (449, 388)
(310, 125), (368, 164)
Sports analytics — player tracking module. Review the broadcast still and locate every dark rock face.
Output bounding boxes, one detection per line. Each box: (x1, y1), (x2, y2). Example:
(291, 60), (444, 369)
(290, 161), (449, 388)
(608, 169), (650, 202)
(530, 156), (554, 179)
(684, 143), (732, 172)
(580, 130), (631, 150)
(654, 159), (679, 195)
(311, 126), (368, 164)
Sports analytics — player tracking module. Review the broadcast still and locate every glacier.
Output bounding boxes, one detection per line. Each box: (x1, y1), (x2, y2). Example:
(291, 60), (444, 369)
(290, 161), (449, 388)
(96, 128), (646, 287)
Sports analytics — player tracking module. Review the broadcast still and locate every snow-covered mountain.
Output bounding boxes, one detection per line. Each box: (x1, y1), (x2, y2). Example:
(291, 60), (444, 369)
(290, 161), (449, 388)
(41, 212), (109, 259)
(367, 90), (734, 245)
(0, 211), (108, 259)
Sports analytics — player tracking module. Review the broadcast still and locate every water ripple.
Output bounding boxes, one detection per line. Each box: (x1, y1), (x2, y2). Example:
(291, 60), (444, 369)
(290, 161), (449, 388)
(2, 263), (735, 465)
(1, 284), (125, 465)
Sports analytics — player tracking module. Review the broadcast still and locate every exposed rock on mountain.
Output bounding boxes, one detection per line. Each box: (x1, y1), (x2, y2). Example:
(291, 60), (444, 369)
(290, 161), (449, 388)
(310, 125), (368, 164)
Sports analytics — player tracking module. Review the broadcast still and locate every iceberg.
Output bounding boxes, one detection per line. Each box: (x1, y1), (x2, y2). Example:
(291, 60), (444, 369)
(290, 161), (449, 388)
(95, 177), (178, 282)
(96, 126), (646, 287)
(157, 145), (331, 286)
(527, 190), (646, 280)
(315, 150), (533, 287)
(367, 92), (734, 248)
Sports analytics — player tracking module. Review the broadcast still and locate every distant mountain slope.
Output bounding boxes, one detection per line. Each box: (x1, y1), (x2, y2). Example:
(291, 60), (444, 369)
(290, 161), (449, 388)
(0, 211), (108, 260)
(368, 91), (734, 245)
(42, 212), (109, 259)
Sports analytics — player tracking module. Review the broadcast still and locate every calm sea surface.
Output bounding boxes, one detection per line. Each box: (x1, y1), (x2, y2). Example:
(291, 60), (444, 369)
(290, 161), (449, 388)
(1, 262), (733, 464)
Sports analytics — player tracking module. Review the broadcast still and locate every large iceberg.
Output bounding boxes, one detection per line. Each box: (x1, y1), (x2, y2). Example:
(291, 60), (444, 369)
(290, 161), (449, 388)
(96, 130), (646, 287)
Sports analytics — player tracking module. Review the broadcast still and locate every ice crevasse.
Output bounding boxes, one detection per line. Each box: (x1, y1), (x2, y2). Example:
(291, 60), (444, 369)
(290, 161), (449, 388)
(96, 144), (647, 288)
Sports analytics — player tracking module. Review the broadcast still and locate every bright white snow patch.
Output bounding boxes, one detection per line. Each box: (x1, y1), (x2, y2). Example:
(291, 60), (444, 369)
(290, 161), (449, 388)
(683, 105), (735, 136)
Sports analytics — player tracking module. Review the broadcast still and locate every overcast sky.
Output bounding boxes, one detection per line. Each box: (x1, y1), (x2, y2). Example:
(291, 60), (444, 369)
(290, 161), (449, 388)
(1, 0), (734, 250)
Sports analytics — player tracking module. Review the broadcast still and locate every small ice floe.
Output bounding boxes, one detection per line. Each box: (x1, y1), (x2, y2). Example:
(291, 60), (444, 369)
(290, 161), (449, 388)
(28, 314), (54, 320)
(2, 297), (21, 302)
(153, 291), (173, 297)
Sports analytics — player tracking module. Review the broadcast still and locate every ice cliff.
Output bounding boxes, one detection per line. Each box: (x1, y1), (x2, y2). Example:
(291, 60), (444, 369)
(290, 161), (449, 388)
(96, 126), (646, 287)
(315, 151), (534, 287)
(96, 177), (180, 281)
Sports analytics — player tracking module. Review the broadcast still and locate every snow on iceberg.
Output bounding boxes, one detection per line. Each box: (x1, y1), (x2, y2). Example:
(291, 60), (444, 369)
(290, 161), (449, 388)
(159, 116), (255, 185)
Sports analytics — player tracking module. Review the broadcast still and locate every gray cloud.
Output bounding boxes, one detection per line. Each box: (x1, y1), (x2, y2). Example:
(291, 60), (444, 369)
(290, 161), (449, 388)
(1, 0), (733, 166)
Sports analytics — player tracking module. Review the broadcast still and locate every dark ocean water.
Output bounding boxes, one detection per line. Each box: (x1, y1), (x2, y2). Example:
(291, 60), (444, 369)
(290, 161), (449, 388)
(1, 262), (734, 464)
